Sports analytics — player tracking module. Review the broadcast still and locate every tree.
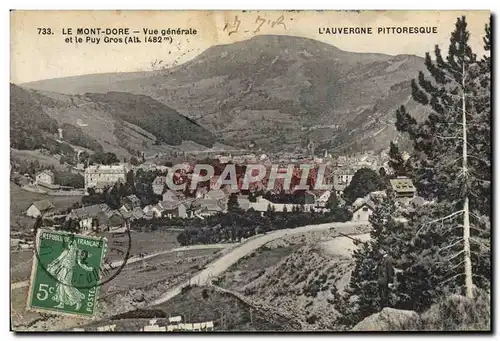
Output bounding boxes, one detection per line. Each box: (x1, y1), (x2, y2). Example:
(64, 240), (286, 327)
(126, 170), (135, 188)
(59, 155), (69, 165)
(78, 151), (89, 166)
(388, 141), (410, 176)
(342, 168), (386, 205)
(130, 156), (141, 166)
(54, 171), (84, 188)
(89, 152), (119, 165)
(105, 184), (122, 209)
(60, 217), (79, 233)
(248, 191), (257, 203)
(134, 169), (159, 206)
(325, 190), (338, 212)
(338, 190), (407, 327)
(393, 16), (491, 300)
(378, 167), (387, 178)
(227, 192), (241, 212)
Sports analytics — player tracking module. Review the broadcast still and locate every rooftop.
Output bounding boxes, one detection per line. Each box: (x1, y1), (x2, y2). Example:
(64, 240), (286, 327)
(390, 178), (416, 192)
(85, 165), (127, 174)
(30, 200), (55, 212)
(70, 204), (110, 219)
(36, 169), (54, 178)
(353, 199), (376, 212)
(158, 201), (182, 211)
(205, 189), (227, 201)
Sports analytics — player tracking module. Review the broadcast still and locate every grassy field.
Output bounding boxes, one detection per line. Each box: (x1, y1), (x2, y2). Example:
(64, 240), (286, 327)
(128, 230), (181, 256)
(10, 286), (43, 329)
(11, 149), (65, 169)
(10, 230), (182, 284)
(10, 182), (82, 232)
(100, 248), (221, 295)
(11, 247), (224, 331)
(11, 215), (182, 284)
(10, 250), (34, 282)
(154, 286), (300, 331)
(78, 286), (300, 331)
(87, 229), (182, 264)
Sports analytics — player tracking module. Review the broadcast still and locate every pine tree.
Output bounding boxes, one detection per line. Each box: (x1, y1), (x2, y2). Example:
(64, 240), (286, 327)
(337, 190), (408, 327)
(393, 16), (491, 300)
(388, 141), (409, 176)
(227, 192), (241, 212)
(325, 189), (338, 212)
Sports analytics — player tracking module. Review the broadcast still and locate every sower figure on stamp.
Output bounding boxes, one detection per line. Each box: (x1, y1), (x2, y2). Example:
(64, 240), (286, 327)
(46, 238), (95, 310)
(376, 249), (395, 309)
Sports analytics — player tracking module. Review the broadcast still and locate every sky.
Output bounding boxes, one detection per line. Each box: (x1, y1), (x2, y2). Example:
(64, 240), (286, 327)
(10, 10), (490, 84)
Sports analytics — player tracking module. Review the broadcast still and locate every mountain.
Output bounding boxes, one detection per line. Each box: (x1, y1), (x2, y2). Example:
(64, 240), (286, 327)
(10, 84), (60, 150)
(22, 35), (427, 154)
(10, 84), (216, 158)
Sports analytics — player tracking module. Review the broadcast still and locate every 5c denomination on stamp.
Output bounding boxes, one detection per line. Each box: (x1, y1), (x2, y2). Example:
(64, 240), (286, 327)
(27, 230), (108, 317)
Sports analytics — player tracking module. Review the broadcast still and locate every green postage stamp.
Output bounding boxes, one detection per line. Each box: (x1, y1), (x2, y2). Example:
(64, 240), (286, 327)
(27, 230), (108, 318)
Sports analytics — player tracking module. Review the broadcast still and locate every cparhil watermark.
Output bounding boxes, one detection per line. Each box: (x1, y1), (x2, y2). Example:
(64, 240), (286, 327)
(165, 163), (332, 192)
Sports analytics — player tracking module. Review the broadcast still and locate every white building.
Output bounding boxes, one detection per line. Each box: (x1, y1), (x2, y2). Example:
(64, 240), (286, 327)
(141, 319), (166, 332)
(351, 202), (374, 223)
(248, 197), (316, 212)
(67, 204), (112, 230)
(335, 172), (354, 186)
(35, 170), (54, 186)
(390, 177), (417, 200)
(217, 155), (232, 164)
(84, 164), (127, 190)
(152, 176), (167, 195)
(168, 316), (182, 323)
(315, 190), (331, 208)
(97, 324), (116, 332)
(26, 200), (55, 218)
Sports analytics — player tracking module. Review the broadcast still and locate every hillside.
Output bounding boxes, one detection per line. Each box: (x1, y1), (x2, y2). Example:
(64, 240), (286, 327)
(10, 84), (60, 150)
(217, 228), (371, 330)
(22, 35), (427, 153)
(10, 84), (216, 159)
(74, 286), (300, 331)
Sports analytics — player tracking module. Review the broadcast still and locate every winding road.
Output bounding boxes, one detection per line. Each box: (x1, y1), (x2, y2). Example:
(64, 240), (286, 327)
(152, 221), (367, 306)
(12, 221), (366, 297)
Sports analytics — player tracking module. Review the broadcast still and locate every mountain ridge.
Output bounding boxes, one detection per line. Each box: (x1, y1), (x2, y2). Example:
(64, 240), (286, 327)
(10, 84), (217, 159)
(19, 35), (427, 154)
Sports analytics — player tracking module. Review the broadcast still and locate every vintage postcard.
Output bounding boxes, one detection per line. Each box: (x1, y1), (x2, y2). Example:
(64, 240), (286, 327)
(10, 10), (491, 332)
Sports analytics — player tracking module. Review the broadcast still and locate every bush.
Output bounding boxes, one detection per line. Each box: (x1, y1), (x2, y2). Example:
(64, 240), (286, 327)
(306, 314), (319, 324)
(244, 287), (256, 296)
(318, 273), (328, 284)
(174, 207), (352, 247)
(54, 171), (84, 188)
(360, 292), (491, 331)
(180, 284), (193, 294)
(305, 283), (320, 298)
(418, 292), (491, 331)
